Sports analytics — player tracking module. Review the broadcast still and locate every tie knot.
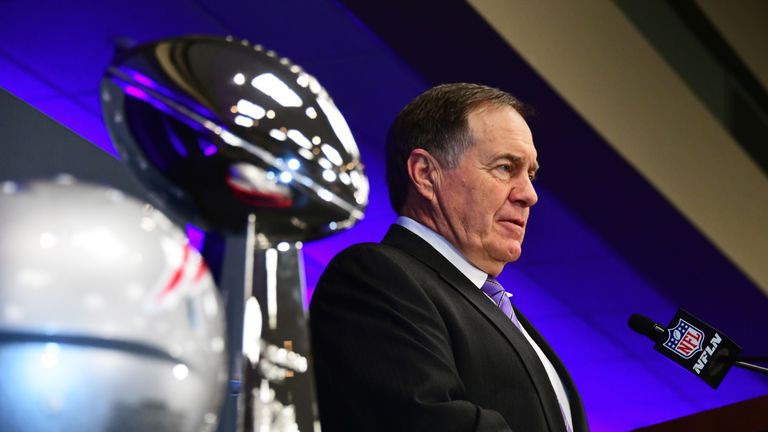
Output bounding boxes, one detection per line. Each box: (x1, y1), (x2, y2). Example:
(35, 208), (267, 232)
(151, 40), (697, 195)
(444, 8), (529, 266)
(480, 276), (520, 328)
(481, 277), (505, 298)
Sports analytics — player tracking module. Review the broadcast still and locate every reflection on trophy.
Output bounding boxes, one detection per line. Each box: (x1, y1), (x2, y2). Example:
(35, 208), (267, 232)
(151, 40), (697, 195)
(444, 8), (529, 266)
(0, 178), (228, 432)
(100, 35), (369, 431)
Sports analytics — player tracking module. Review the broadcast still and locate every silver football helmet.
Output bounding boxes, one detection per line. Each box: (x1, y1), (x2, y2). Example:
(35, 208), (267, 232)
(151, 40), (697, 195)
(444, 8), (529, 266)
(0, 178), (227, 432)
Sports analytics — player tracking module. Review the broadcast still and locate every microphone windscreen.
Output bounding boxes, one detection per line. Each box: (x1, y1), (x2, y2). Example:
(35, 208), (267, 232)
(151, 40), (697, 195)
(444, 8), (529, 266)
(628, 313), (663, 340)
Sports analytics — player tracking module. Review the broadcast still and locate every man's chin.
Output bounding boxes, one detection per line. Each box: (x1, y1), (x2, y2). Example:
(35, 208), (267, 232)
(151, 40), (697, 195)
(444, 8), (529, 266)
(493, 244), (522, 264)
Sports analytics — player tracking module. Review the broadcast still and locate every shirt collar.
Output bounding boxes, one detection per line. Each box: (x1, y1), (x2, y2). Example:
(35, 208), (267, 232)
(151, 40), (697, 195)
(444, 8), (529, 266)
(396, 216), (488, 289)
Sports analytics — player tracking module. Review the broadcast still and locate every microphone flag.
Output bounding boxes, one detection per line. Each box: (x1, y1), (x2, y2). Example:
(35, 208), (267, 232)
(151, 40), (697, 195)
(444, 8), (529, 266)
(654, 309), (741, 389)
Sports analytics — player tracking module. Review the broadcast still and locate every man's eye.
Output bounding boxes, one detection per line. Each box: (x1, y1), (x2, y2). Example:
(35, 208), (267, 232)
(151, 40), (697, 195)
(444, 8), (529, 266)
(528, 173), (537, 182)
(497, 164), (512, 173)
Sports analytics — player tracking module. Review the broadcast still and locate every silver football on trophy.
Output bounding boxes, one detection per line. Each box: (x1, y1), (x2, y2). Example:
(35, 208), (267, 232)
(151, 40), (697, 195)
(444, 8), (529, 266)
(0, 178), (227, 432)
(100, 35), (368, 240)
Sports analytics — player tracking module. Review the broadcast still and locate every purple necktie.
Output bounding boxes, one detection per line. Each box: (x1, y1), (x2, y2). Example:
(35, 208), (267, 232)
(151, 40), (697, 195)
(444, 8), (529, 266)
(481, 277), (522, 330)
(482, 277), (573, 432)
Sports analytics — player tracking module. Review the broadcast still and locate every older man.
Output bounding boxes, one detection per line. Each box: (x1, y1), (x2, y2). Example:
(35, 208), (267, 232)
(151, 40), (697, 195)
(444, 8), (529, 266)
(310, 83), (587, 431)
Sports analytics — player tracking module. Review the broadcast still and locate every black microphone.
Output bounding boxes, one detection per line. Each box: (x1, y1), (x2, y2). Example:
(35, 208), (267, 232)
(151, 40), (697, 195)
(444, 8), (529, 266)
(628, 309), (741, 389)
(627, 314), (666, 342)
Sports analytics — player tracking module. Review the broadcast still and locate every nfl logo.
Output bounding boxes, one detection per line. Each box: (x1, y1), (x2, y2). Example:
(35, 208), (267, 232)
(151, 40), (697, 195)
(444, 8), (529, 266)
(663, 319), (704, 359)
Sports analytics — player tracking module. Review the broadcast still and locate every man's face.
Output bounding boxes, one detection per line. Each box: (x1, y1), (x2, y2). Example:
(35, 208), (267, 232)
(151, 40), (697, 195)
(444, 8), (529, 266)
(433, 105), (538, 276)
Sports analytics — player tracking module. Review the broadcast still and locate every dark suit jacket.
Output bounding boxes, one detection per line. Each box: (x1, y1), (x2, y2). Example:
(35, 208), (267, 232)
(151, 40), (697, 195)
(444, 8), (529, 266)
(310, 225), (588, 431)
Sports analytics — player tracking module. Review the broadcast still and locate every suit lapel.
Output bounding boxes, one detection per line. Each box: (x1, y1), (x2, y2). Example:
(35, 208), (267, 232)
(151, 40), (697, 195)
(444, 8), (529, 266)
(516, 309), (589, 432)
(382, 225), (569, 431)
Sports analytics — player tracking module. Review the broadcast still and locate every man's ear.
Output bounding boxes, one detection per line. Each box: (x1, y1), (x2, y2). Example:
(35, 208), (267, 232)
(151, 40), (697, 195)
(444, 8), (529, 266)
(406, 148), (441, 201)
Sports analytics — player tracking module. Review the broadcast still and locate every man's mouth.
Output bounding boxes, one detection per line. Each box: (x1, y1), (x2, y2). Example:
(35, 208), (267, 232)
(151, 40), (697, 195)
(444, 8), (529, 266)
(498, 219), (525, 234)
(499, 218), (525, 228)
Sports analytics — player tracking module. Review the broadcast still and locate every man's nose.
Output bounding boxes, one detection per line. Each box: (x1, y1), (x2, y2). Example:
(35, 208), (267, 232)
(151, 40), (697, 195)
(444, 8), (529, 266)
(510, 176), (538, 208)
